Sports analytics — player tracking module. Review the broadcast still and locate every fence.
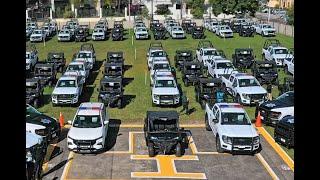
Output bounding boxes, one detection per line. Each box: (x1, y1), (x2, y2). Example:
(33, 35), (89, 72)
(37, 16), (294, 37)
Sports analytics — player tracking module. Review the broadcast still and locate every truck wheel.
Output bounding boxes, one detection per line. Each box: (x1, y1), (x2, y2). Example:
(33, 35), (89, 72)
(33, 99), (40, 108)
(284, 66), (289, 75)
(216, 136), (224, 153)
(148, 143), (155, 157)
(200, 100), (206, 109)
(205, 115), (211, 131)
(175, 143), (182, 157)
(236, 95), (242, 104)
(117, 99), (122, 109)
(184, 80), (188, 87)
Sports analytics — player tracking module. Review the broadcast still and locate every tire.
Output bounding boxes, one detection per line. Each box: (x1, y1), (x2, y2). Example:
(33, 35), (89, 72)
(216, 136), (224, 153)
(284, 66), (289, 75)
(117, 98), (122, 108)
(175, 143), (182, 157)
(236, 95), (242, 104)
(184, 79), (188, 87)
(148, 143), (155, 157)
(205, 115), (211, 131)
(33, 98), (40, 108)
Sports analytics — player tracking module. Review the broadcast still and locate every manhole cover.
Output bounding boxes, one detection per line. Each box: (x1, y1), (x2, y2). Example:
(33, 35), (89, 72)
(280, 164), (291, 171)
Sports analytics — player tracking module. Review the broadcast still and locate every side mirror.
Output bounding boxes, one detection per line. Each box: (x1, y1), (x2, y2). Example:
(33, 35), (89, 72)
(67, 120), (72, 125)
(103, 120), (109, 125)
(213, 118), (218, 123)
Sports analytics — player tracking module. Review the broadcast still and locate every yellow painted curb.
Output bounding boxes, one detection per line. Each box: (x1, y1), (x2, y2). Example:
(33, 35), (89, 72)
(256, 126), (294, 171)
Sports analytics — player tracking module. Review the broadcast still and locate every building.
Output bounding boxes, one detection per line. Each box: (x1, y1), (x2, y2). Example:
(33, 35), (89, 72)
(267, 0), (294, 8)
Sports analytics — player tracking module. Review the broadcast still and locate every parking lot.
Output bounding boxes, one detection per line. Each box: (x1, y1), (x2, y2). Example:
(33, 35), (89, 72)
(41, 124), (293, 180)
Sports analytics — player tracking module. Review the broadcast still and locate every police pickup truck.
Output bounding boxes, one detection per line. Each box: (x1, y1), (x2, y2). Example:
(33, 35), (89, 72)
(51, 74), (83, 106)
(221, 72), (267, 106)
(262, 46), (293, 67)
(152, 73), (180, 106)
(205, 103), (260, 154)
(258, 91), (294, 126)
(67, 102), (109, 153)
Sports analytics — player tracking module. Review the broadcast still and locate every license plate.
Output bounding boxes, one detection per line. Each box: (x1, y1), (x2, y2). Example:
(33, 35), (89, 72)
(280, 138), (286, 143)
(237, 146), (246, 149)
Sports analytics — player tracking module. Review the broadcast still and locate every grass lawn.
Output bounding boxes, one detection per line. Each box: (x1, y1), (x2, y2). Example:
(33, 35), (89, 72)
(29, 30), (294, 158)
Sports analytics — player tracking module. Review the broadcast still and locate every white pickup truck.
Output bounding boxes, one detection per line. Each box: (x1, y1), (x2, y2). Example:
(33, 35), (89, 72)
(204, 103), (260, 154)
(255, 24), (276, 37)
(207, 58), (237, 78)
(196, 47), (223, 67)
(262, 46), (293, 67)
(221, 72), (267, 105)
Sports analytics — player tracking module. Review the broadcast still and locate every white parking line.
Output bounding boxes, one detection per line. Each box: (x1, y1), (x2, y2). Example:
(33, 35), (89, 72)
(256, 153), (280, 180)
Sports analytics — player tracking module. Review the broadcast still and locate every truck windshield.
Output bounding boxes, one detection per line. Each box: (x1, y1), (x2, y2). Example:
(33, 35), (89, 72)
(73, 115), (102, 128)
(238, 78), (259, 87)
(216, 62), (234, 69)
(155, 80), (176, 88)
(274, 49), (288, 54)
(57, 80), (76, 87)
(276, 92), (294, 105)
(151, 51), (166, 57)
(221, 112), (251, 125)
(78, 53), (92, 58)
(154, 64), (170, 70)
(67, 65), (83, 71)
(204, 50), (217, 56)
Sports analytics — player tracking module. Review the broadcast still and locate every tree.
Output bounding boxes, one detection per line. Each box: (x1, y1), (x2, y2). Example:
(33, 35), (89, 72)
(186, 0), (205, 19)
(286, 6), (294, 25)
(209, 0), (259, 16)
(155, 4), (171, 15)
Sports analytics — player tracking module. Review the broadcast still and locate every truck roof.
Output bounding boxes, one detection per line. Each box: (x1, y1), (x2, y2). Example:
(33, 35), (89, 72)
(59, 75), (78, 81)
(77, 102), (104, 116)
(216, 103), (246, 113)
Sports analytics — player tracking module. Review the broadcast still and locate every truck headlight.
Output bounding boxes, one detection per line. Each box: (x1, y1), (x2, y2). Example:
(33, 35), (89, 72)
(174, 94), (180, 99)
(270, 111), (281, 119)
(35, 129), (48, 136)
(242, 93), (250, 100)
(153, 95), (159, 100)
(253, 136), (260, 144)
(222, 135), (232, 144)
(52, 94), (57, 99)
(150, 136), (157, 140)
(26, 151), (33, 162)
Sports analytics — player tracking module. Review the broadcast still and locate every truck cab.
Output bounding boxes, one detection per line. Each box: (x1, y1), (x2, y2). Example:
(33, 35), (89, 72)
(205, 103), (260, 154)
(208, 58), (236, 78)
(67, 102), (109, 153)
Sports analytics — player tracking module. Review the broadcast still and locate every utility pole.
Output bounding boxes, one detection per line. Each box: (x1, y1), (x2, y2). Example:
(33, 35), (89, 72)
(151, 0), (153, 21)
(180, 0), (183, 19)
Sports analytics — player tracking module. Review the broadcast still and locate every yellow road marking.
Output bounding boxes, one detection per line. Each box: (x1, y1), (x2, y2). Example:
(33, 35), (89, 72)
(256, 153), (280, 180)
(256, 127), (294, 171)
(188, 136), (228, 155)
(42, 143), (57, 173)
(103, 131), (143, 154)
(131, 155), (206, 179)
(60, 151), (75, 180)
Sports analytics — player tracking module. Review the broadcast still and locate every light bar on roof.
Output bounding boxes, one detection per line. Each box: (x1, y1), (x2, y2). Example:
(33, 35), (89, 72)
(219, 104), (242, 108)
(79, 106), (102, 111)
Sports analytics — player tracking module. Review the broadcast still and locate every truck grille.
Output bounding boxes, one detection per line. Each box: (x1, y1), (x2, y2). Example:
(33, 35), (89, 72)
(57, 94), (72, 99)
(233, 137), (253, 146)
(73, 139), (96, 146)
(160, 95), (174, 101)
(249, 94), (265, 100)
(275, 124), (293, 138)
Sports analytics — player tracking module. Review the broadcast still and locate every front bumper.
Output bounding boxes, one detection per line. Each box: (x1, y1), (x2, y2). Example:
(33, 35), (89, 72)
(259, 108), (280, 125)
(153, 96), (180, 105)
(68, 138), (104, 153)
(92, 35), (105, 40)
(240, 97), (265, 106)
(263, 31), (276, 36)
(172, 34), (185, 39)
(52, 96), (78, 105)
(58, 37), (71, 41)
(136, 34), (149, 39)
(220, 33), (233, 38)
(30, 37), (43, 42)
(220, 138), (260, 153)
